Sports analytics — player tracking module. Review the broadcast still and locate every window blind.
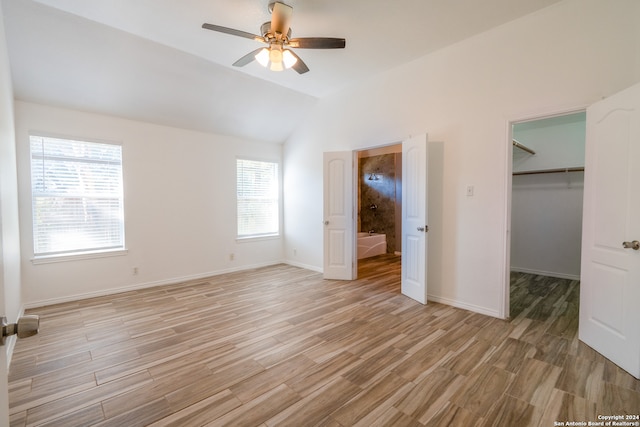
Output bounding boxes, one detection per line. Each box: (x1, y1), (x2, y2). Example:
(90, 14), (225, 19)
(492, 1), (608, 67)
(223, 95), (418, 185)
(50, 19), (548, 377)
(236, 159), (279, 238)
(30, 135), (125, 257)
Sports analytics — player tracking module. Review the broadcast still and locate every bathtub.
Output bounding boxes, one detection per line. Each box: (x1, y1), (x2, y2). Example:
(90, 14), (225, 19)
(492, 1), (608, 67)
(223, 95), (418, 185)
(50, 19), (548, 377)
(357, 232), (387, 259)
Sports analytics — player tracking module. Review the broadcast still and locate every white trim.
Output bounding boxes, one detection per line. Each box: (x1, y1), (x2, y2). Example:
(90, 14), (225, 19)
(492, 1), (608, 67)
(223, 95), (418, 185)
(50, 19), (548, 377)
(28, 130), (123, 148)
(499, 117), (513, 319)
(4, 306), (24, 369)
(352, 150), (358, 280)
(510, 267), (580, 281)
(22, 260), (287, 309)
(427, 294), (502, 319)
(236, 234), (280, 243)
(4, 337), (16, 370)
(31, 249), (128, 265)
(506, 105), (589, 126)
(502, 104), (588, 318)
(284, 259), (323, 273)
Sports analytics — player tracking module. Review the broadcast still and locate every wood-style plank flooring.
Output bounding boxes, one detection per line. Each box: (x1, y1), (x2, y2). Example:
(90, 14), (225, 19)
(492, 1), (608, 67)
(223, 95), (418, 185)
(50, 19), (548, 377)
(8, 256), (640, 426)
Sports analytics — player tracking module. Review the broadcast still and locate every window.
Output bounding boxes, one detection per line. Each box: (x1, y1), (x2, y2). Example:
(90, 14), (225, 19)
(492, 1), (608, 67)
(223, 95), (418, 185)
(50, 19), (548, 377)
(30, 135), (125, 258)
(236, 158), (279, 238)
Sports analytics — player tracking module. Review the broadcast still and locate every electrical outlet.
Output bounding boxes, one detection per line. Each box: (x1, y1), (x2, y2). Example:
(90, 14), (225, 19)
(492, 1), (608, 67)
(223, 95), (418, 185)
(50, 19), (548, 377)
(466, 185), (474, 197)
(229, 253), (235, 261)
(293, 248), (297, 256)
(132, 267), (138, 275)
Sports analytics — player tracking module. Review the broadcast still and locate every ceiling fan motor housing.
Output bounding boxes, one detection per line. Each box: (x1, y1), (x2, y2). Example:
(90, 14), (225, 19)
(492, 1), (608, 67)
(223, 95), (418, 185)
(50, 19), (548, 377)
(261, 22), (292, 42)
(267, 1), (290, 14)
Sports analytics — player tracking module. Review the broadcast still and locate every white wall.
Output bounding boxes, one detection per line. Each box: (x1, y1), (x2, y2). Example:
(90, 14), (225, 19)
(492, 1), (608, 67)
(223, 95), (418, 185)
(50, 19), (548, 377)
(513, 113), (586, 172)
(0, 1), (19, 421)
(15, 101), (284, 307)
(511, 172), (584, 279)
(283, 0), (640, 317)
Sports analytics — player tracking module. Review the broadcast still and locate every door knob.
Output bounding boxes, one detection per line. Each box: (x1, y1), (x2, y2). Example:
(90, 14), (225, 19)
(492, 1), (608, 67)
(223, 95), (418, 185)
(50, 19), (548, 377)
(324, 220), (329, 225)
(1, 315), (40, 346)
(622, 240), (640, 250)
(417, 227), (424, 232)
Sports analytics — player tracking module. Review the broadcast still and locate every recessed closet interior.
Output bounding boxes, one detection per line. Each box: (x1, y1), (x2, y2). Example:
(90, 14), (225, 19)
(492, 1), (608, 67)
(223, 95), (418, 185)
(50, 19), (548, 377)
(510, 112), (586, 315)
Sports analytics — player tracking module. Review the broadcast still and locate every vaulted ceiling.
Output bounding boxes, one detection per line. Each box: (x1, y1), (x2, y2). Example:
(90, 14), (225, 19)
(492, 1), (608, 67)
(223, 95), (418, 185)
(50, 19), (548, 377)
(2, 0), (564, 143)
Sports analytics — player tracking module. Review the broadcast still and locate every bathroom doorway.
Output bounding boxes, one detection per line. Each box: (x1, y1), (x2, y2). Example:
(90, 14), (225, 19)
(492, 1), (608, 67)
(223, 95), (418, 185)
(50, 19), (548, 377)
(355, 144), (402, 278)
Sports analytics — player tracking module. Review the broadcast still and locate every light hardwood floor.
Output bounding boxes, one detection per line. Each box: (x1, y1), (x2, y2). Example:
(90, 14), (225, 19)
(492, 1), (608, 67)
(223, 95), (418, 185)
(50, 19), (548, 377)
(8, 255), (640, 426)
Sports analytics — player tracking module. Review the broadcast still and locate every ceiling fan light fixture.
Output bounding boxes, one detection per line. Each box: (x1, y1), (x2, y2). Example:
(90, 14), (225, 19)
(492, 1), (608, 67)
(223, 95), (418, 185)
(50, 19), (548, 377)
(255, 48), (270, 67)
(283, 49), (298, 69)
(268, 47), (284, 71)
(255, 45), (291, 72)
(269, 46), (283, 64)
(203, 1), (344, 74)
(269, 61), (284, 72)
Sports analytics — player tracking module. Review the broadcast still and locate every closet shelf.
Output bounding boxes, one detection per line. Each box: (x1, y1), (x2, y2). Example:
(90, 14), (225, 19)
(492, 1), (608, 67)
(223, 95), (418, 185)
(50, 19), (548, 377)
(513, 166), (585, 176)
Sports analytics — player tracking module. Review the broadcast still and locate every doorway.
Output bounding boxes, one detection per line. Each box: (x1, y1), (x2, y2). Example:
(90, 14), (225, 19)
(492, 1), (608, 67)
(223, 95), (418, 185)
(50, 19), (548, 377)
(323, 135), (429, 304)
(355, 144), (402, 280)
(507, 111), (586, 319)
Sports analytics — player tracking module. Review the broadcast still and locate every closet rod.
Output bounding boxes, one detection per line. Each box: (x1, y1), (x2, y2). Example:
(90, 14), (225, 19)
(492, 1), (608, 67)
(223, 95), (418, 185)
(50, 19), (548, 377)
(513, 166), (585, 176)
(512, 139), (536, 155)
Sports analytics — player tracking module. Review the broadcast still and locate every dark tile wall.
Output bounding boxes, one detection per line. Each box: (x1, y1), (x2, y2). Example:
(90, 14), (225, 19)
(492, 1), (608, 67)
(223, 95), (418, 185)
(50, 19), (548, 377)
(359, 154), (400, 253)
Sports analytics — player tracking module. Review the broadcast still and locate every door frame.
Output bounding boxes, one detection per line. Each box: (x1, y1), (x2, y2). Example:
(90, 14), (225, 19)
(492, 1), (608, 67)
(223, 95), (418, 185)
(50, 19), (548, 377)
(501, 105), (588, 318)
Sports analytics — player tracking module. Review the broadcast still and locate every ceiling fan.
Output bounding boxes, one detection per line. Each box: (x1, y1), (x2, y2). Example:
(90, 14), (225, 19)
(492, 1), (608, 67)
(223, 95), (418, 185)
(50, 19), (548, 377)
(202, 1), (346, 74)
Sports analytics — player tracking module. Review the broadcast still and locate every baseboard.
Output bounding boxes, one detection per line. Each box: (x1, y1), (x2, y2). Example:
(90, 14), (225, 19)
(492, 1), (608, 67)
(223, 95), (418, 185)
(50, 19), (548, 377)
(5, 306), (25, 369)
(427, 294), (503, 319)
(510, 267), (580, 281)
(283, 259), (323, 273)
(5, 336), (15, 370)
(23, 261), (287, 309)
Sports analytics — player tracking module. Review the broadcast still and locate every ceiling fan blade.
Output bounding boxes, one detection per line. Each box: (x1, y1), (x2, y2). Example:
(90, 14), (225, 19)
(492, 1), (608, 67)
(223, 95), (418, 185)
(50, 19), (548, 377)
(232, 48), (265, 67)
(287, 50), (310, 74)
(202, 23), (264, 43)
(288, 37), (346, 49)
(270, 2), (293, 37)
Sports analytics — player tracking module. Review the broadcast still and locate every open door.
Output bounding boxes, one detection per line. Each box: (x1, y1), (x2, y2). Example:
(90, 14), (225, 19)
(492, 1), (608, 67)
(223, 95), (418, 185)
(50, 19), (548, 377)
(0, 209), (10, 426)
(580, 82), (640, 379)
(0, 272), (8, 427)
(323, 151), (355, 280)
(401, 134), (428, 303)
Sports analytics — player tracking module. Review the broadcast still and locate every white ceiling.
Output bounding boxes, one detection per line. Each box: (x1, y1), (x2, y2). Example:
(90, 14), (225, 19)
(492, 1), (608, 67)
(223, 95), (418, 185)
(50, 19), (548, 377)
(2, 0), (564, 143)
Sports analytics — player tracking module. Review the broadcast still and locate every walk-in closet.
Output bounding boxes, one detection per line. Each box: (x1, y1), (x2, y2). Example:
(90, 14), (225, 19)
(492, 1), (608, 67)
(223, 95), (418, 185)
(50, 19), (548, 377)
(510, 112), (586, 318)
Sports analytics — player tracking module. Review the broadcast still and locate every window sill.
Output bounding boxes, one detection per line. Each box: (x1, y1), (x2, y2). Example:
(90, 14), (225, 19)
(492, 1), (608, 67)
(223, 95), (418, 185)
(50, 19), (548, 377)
(236, 234), (280, 243)
(31, 249), (128, 265)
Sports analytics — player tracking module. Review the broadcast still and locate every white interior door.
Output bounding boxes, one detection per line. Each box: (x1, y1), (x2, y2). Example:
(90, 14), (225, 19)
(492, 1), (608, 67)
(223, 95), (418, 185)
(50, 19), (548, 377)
(323, 151), (355, 280)
(401, 134), (428, 304)
(0, 311), (7, 426)
(580, 82), (640, 379)
(0, 238), (9, 426)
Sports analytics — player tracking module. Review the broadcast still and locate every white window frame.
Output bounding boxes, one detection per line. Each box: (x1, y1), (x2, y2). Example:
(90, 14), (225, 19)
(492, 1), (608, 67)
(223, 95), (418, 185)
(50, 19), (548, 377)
(236, 157), (281, 240)
(29, 134), (126, 261)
